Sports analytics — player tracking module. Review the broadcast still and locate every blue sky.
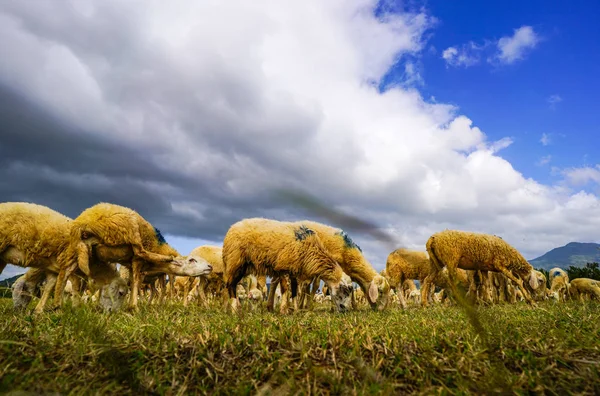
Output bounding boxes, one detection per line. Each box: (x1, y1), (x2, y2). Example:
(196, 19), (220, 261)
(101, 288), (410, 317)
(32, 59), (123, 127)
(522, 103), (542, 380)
(382, 0), (600, 187)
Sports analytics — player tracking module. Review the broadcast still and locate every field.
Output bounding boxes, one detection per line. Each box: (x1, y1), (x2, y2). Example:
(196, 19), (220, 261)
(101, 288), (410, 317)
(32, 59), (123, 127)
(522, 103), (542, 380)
(1, 298), (599, 395)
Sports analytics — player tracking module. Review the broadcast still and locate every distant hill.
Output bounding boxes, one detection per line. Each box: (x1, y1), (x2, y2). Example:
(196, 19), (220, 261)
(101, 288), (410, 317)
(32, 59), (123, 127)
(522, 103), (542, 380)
(529, 242), (600, 270)
(0, 274), (22, 288)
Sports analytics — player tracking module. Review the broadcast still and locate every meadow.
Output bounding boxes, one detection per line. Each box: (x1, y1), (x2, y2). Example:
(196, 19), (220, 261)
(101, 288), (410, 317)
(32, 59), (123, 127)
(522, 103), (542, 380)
(1, 298), (599, 395)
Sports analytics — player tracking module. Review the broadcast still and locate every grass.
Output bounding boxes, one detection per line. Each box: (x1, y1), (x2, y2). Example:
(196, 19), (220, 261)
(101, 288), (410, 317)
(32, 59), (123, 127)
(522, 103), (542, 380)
(1, 299), (599, 395)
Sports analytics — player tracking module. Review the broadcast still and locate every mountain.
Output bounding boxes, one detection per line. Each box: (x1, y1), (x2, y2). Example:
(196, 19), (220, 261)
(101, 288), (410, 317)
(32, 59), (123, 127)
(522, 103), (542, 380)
(529, 242), (600, 270)
(0, 274), (22, 288)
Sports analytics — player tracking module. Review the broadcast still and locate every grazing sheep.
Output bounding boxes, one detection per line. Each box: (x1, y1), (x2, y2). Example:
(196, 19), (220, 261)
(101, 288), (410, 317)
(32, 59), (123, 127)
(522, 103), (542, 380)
(532, 270), (548, 301)
(222, 218), (353, 313)
(401, 280), (421, 305)
(385, 248), (467, 308)
(1, 202), (128, 312)
(185, 245), (227, 306)
(69, 203), (213, 308)
(294, 220), (390, 311)
(241, 274), (265, 302)
(548, 267), (570, 302)
(568, 278), (600, 301)
(426, 230), (540, 305)
(386, 248), (432, 308)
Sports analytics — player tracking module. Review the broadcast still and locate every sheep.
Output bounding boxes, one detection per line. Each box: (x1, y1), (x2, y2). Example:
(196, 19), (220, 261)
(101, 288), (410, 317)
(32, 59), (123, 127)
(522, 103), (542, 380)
(12, 267), (94, 311)
(1, 202), (128, 313)
(222, 218), (353, 313)
(426, 230), (540, 305)
(293, 220), (390, 311)
(568, 278), (600, 301)
(386, 248), (448, 308)
(532, 270), (548, 301)
(401, 280), (421, 305)
(241, 274), (265, 302)
(548, 267), (570, 302)
(68, 203), (213, 309)
(183, 245), (227, 307)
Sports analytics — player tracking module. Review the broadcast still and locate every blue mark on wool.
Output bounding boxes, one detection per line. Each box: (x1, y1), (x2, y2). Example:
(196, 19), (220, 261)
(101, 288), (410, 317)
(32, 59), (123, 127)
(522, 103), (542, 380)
(552, 270), (562, 277)
(337, 230), (362, 252)
(294, 225), (314, 241)
(154, 227), (167, 245)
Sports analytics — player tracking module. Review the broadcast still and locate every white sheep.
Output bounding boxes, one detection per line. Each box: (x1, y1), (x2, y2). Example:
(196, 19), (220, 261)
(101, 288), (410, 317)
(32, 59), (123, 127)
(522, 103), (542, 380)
(222, 218), (353, 313)
(69, 203), (213, 309)
(426, 230), (541, 305)
(1, 202), (127, 313)
(568, 278), (600, 301)
(548, 267), (570, 302)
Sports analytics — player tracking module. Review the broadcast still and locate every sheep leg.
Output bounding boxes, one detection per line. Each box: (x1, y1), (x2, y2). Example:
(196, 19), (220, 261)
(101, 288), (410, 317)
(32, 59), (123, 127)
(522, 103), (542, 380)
(279, 277), (291, 314)
(290, 276), (299, 312)
(69, 276), (83, 307)
(53, 261), (78, 309)
(34, 273), (57, 314)
(198, 278), (209, 307)
(131, 244), (173, 264)
(168, 273), (176, 300)
(53, 241), (89, 309)
(129, 258), (146, 309)
(226, 268), (246, 313)
(266, 276), (280, 312)
(150, 282), (160, 304)
(182, 277), (192, 307)
(156, 274), (166, 304)
(498, 267), (535, 306)
(419, 276), (434, 308)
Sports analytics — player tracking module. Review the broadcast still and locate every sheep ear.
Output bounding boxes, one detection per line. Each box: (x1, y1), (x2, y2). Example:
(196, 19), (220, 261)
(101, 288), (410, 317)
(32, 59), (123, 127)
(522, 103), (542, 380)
(529, 270), (538, 290)
(368, 280), (379, 303)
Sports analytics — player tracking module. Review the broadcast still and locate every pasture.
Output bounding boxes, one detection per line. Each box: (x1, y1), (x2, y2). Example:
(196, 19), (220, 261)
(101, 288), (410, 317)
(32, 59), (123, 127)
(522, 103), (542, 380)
(1, 298), (599, 395)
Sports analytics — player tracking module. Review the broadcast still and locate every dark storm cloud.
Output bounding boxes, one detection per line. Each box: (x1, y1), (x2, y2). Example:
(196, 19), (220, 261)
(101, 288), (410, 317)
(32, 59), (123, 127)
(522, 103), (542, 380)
(0, 83), (335, 243)
(0, 84), (249, 240)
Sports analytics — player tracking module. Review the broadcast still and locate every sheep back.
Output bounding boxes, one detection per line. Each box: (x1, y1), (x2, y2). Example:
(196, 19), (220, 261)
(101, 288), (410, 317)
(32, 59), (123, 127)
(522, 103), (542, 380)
(0, 202), (74, 272)
(71, 202), (179, 257)
(222, 218), (341, 284)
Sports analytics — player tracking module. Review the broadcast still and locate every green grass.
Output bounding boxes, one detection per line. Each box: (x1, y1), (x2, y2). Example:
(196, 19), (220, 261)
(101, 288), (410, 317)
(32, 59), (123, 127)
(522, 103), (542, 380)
(1, 299), (599, 395)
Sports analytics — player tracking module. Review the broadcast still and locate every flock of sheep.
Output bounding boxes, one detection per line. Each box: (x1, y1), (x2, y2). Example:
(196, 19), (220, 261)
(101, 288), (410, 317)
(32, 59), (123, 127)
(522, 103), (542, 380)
(1, 201), (599, 315)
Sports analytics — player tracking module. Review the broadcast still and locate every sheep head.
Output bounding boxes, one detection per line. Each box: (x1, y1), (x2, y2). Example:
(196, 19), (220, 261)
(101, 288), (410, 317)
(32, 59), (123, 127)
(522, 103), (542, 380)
(12, 276), (32, 310)
(528, 269), (540, 290)
(165, 255), (213, 277)
(367, 275), (391, 311)
(248, 288), (263, 301)
(329, 278), (353, 312)
(99, 276), (129, 312)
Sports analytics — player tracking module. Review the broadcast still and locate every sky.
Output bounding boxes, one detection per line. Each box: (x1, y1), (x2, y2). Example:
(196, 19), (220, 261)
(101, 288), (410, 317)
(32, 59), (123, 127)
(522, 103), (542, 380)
(1, 0), (599, 280)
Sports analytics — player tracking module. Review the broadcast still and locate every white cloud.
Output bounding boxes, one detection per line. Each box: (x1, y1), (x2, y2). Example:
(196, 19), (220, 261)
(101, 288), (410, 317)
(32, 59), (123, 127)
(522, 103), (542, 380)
(443, 25), (540, 68)
(540, 133), (551, 146)
(562, 165), (600, 186)
(547, 94), (562, 104)
(0, 1), (597, 268)
(496, 26), (539, 64)
(0, 264), (25, 281)
(547, 94), (562, 109)
(536, 155), (552, 166)
(441, 42), (485, 68)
